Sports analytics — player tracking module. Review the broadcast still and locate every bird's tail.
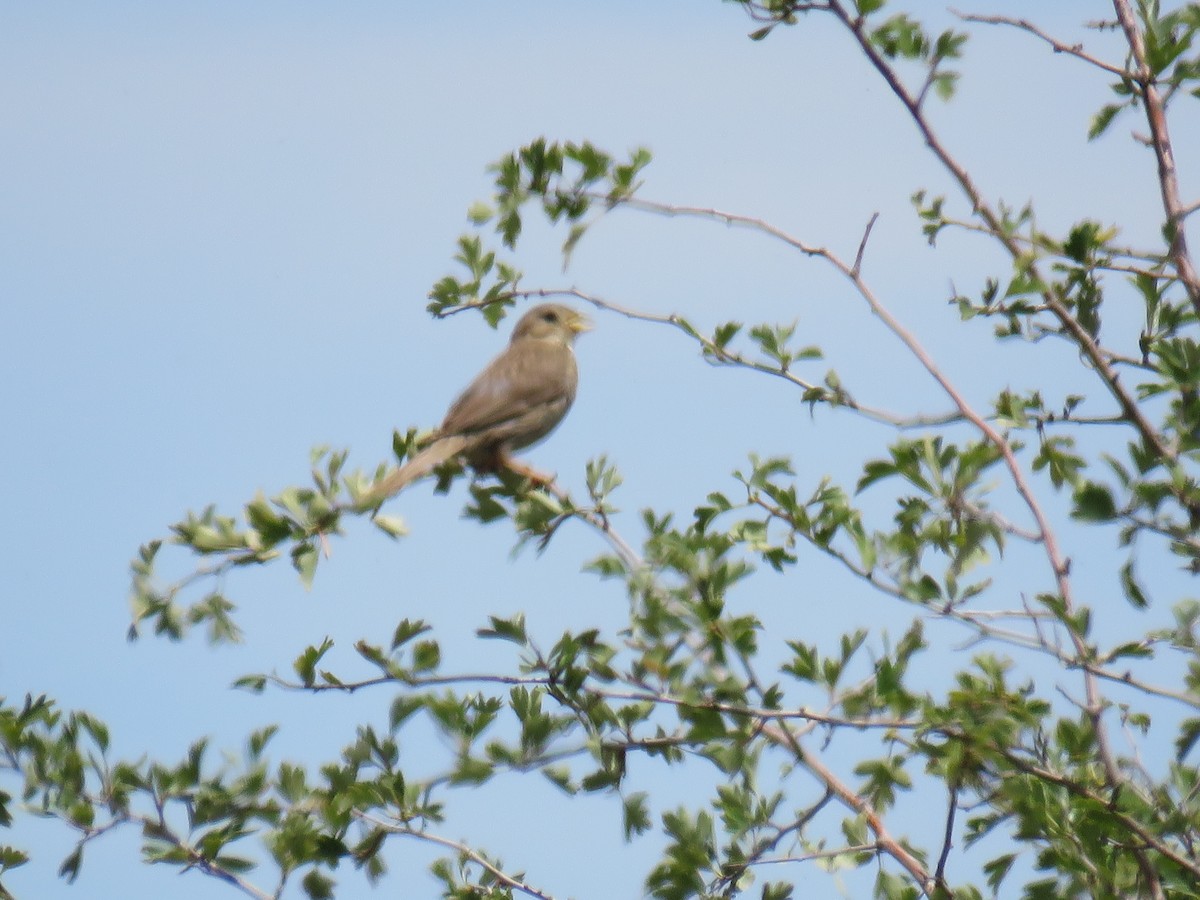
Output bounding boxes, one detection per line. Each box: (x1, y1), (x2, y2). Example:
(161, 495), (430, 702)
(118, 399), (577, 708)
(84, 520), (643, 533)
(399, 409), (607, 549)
(359, 435), (468, 508)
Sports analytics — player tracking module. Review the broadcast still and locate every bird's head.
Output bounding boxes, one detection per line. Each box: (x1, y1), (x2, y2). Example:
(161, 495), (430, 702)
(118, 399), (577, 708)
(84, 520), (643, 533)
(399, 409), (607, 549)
(510, 303), (592, 346)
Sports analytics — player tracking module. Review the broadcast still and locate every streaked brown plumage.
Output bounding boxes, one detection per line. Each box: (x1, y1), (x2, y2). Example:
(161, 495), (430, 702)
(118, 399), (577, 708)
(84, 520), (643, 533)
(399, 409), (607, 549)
(367, 304), (590, 503)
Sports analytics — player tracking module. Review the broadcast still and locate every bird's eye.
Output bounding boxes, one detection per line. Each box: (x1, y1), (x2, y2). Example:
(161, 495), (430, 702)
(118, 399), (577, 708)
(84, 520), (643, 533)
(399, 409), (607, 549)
(541, 310), (559, 323)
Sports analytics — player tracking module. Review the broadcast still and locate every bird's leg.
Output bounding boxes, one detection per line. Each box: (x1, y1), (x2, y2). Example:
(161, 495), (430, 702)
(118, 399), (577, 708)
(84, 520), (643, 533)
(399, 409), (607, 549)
(494, 451), (556, 487)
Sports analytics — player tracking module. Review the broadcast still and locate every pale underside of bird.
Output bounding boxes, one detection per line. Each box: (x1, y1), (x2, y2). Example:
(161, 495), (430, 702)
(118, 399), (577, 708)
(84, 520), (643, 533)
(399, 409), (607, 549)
(363, 303), (590, 505)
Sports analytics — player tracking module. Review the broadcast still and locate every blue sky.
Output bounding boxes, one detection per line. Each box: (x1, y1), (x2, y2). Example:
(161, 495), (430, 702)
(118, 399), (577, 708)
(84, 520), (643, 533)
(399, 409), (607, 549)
(2, 2), (1195, 898)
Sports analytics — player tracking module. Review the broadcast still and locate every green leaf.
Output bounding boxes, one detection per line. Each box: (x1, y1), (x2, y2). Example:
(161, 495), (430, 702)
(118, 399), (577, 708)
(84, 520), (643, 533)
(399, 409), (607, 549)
(1177, 717), (1200, 760)
(932, 71), (959, 101)
(412, 640), (441, 672)
(294, 638), (334, 688)
(466, 200), (493, 224)
(301, 868), (336, 900)
(583, 553), (627, 578)
(1071, 482), (1118, 521)
(248, 724), (278, 759)
(232, 674), (267, 693)
(292, 542), (319, 589)
(842, 813), (869, 846)
(1088, 102), (1125, 140)
(0, 847), (29, 870)
(871, 14), (929, 60)
(478, 614), (528, 644)
(373, 514), (408, 540)
(391, 619), (431, 650)
(451, 756), (494, 785)
(1120, 561), (1150, 609)
(983, 853), (1017, 892)
(623, 792), (651, 839)
(712, 321), (742, 350)
(389, 695), (423, 730)
(58, 846), (83, 883)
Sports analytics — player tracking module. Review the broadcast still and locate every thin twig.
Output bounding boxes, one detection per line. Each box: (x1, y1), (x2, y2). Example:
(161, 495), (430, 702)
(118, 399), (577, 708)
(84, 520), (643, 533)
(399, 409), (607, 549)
(542, 478), (642, 571)
(274, 666), (919, 728)
(711, 790), (838, 893)
(749, 843), (879, 866)
(935, 784), (959, 888)
(953, 9), (1130, 76)
(506, 286), (963, 430)
(70, 806), (278, 900)
(776, 725), (935, 893)
(852, 212), (880, 277)
(353, 812), (555, 900)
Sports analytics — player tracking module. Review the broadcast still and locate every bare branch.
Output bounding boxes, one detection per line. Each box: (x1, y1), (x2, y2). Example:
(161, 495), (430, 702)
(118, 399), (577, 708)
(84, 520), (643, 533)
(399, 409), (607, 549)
(269, 666), (919, 728)
(937, 212), (1175, 274)
(852, 211), (880, 277)
(953, 9), (1130, 76)
(354, 812), (556, 900)
(939, 603), (1200, 711)
(750, 843), (880, 866)
(541, 477), (642, 571)
(935, 785), (959, 888)
(589, 687), (918, 730)
(507, 285), (963, 429)
(739, 1), (832, 24)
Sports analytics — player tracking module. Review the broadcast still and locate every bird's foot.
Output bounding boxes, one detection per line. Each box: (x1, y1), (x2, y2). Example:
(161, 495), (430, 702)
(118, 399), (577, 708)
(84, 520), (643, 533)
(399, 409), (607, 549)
(499, 456), (556, 487)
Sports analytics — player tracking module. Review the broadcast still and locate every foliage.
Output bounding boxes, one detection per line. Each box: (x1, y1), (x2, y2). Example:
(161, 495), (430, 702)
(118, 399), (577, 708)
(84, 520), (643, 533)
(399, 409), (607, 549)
(7, 1), (1200, 898)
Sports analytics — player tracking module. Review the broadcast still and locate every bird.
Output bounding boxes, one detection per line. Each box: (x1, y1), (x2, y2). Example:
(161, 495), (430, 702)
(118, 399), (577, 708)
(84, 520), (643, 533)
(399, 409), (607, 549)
(363, 303), (591, 504)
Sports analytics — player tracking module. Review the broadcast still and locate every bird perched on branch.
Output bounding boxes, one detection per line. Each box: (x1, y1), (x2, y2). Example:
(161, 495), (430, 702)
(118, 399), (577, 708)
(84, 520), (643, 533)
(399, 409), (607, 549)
(364, 303), (591, 504)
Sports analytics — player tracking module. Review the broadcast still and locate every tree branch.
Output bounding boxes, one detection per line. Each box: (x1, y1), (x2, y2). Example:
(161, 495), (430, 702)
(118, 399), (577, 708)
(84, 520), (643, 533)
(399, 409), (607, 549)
(952, 9), (1130, 77)
(506, 285), (963, 431)
(935, 784), (958, 889)
(772, 725), (935, 893)
(268, 667), (918, 729)
(824, 1), (1177, 473)
(852, 212), (880, 277)
(1112, 0), (1200, 316)
(353, 812), (555, 900)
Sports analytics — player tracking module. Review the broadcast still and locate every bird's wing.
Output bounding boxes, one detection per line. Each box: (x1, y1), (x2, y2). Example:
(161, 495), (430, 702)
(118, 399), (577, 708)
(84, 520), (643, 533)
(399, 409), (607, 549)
(441, 339), (577, 437)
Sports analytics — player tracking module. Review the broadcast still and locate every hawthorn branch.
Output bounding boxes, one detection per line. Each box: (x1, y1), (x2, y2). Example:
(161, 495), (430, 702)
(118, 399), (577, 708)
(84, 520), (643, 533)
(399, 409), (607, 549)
(952, 9), (1130, 77)
(805, 0), (1177, 840)
(507, 283), (963, 431)
(710, 791), (836, 893)
(1112, 0), (1200, 315)
(268, 668), (918, 729)
(984, 744), (1198, 885)
(852, 212), (880, 277)
(60, 800), (277, 900)
(826, 0), (1175, 472)
(770, 724), (936, 893)
(935, 785), (958, 889)
(353, 812), (555, 900)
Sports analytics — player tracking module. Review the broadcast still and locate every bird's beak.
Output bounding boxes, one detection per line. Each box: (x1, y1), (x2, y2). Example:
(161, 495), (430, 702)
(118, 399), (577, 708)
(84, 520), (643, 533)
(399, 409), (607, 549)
(568, 311), (593, 334)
